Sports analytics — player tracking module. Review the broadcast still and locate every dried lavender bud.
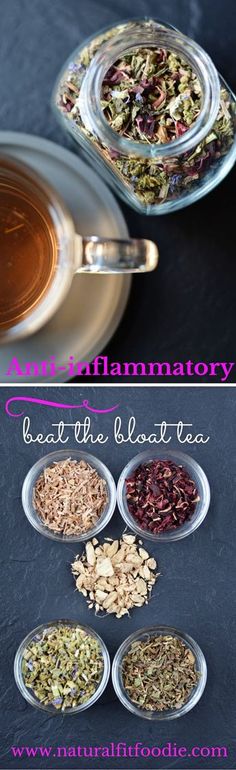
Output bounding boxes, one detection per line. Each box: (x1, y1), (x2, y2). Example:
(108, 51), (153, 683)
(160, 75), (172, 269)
(33, 458), (108, 536)
(57, 19), (235, 207)
(22, 625), (104, 710)
(126, 459), (200, 534)
(122, 634), (198, 711)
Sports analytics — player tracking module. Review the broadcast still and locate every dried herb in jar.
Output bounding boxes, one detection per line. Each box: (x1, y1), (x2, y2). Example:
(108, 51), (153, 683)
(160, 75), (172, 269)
(72, 534), (159, 618)
(33, 458), (108, 536)
(126, 459), (200, 534)
(122, 634), (198, 711)
(22, 624), (103, 710)
(101, 48), (202, 142)
(57, 19), (235, 207)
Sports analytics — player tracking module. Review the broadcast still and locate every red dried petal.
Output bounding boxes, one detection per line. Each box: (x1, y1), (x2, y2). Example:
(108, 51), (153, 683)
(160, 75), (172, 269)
(125, 459), (199, 534)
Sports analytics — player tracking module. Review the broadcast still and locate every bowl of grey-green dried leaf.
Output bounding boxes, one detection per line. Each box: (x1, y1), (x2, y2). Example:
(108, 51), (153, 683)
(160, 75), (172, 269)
(14, 620), (110, 713)
(21, 449), (116, 542)
(112, 625), (207, 719)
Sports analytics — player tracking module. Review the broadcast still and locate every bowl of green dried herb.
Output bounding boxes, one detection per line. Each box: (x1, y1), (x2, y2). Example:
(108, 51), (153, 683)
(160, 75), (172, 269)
(22, 449), (116, 542)
(112, 625), (207, 719)
(14, 620), (110, 713)
(117, 449), (210, 542)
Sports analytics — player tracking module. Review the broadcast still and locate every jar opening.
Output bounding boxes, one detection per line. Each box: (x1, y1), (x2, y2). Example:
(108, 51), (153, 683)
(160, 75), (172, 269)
(79, 25), (220, 158)
(100, 42), (203, 148)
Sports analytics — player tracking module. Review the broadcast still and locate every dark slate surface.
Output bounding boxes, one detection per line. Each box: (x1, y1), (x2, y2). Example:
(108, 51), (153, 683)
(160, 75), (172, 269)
(1, 385), (236, 768)
(0, 0), (236, 383)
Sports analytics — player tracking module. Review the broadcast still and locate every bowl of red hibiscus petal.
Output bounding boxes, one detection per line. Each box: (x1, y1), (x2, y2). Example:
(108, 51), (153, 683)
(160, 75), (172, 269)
(21, 449), (116, 542)
(117, 450), (210, 541)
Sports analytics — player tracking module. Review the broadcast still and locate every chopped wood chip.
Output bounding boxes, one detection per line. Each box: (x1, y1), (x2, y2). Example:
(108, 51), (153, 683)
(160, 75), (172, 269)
(33, 458), (108, 536)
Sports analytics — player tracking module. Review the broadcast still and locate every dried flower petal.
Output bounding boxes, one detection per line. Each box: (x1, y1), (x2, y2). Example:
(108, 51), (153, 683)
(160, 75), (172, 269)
(126, 459), (200, 534)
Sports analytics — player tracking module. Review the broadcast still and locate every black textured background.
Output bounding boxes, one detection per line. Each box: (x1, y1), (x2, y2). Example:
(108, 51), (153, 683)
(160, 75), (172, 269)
(1, 385), (236, 769)
(0, 0), (236, 383)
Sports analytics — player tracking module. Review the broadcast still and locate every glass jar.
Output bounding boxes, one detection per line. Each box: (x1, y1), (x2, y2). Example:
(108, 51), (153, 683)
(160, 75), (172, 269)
(53, 19), (236, 215)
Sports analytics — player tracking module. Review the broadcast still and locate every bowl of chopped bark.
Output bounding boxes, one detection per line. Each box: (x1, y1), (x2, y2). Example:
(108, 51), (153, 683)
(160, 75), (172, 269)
(22, 449), (116, 541)
(117, 449), (210, 542)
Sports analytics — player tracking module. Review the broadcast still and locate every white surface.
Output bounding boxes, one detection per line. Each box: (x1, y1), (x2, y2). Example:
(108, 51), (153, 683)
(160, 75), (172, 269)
(0, 132), (131, 383)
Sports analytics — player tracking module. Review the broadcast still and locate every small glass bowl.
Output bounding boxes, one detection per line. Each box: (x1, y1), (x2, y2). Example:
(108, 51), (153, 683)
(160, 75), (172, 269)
(112, 625), (207, 720)
(117, 449), (210, 542)
(14, 619), (110, 714)
(22, 448), (116, 542)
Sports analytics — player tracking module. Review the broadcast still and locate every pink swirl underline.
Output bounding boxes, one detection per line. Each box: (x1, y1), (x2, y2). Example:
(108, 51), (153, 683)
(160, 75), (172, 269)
(5, 397), (119, 417)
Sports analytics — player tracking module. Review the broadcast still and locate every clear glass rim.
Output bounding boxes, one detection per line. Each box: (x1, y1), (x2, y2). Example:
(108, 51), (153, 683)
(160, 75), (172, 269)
(21, 448), (117, 542)
(14, 619), (110, 714)
(0, 154), (75, 343)
(117, 449), (211, 542)
(52, 15), (178, 109)
(79, 24), (220, 158)
(112, 624), (207, 720)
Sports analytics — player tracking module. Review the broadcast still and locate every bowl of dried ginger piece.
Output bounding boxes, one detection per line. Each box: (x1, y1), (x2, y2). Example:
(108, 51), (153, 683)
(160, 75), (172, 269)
(22, 449), (116, 542)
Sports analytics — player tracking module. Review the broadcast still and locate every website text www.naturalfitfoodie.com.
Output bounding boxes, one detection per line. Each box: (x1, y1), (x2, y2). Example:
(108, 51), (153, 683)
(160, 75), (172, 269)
(10, 742), (229, 760)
